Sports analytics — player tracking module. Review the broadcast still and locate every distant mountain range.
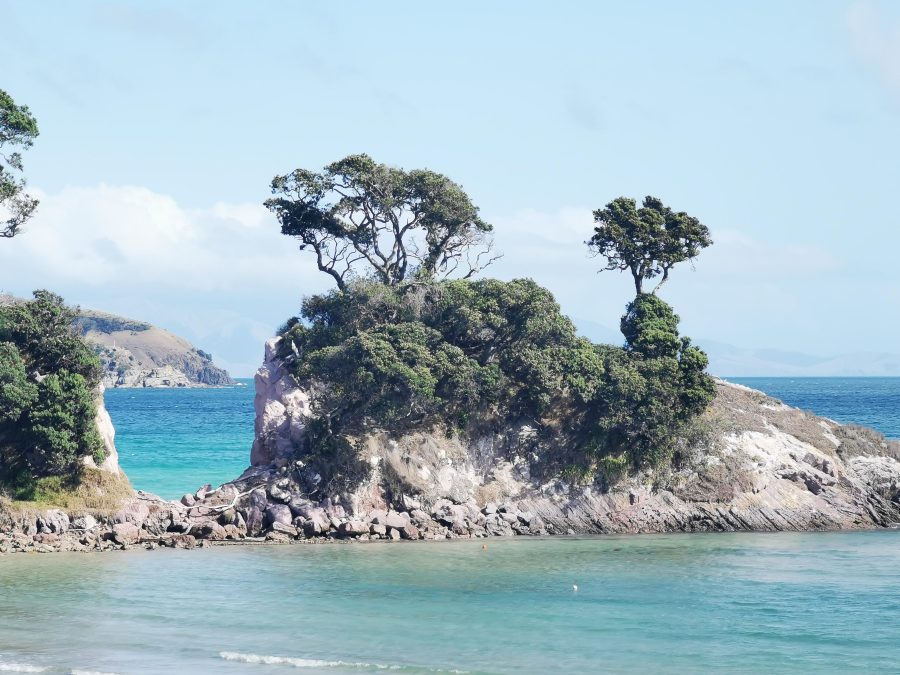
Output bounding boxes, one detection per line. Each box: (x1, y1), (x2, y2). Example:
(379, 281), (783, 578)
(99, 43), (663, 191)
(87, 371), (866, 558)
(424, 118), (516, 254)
(573, 318), (900, 377)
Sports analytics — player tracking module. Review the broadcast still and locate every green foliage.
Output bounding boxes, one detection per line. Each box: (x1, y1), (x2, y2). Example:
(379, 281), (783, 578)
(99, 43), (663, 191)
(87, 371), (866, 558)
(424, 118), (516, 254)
(0, 342), (38, 424)
(279, 277), (714, 487)
(0, 292), (106, 495)
(265, 154), (497, 290)
(588, 196), (711, 295)
(0, 290), (102, 386)
(0, 88), (40, 239)
(24, 371), (104, 476)
(606, 294), (716, 468)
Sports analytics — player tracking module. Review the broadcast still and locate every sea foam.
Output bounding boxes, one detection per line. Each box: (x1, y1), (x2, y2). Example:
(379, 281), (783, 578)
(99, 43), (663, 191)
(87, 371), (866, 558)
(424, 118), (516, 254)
(218, 652), (466, 672)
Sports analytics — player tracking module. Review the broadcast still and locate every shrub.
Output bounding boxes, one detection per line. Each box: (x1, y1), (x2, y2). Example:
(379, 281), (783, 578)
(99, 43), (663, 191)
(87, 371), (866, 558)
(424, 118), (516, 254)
(0, 291), (106, 496)
(278, 278), (715, 485)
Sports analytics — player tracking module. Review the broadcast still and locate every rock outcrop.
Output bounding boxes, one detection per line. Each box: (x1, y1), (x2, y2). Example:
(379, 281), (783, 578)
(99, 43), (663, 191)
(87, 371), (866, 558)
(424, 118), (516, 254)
(6, 339), (900, 554)
(207, 339), (900, 543)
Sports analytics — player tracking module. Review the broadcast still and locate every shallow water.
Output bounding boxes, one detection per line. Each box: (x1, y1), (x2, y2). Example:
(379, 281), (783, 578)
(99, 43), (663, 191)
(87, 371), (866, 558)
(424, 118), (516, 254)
(1, 532), (899, 673)
(104, 381), (255, 499)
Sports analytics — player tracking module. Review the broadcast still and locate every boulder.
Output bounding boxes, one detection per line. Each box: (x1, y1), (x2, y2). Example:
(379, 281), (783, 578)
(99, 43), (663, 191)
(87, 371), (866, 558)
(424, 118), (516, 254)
(383, 511), (408, 529)
(112, 522), (140, 545)
(271, 522), (299, 537)
(38, 510), (70, 534)
(338, 520), (369, 537)
(264, 504), (293, 527)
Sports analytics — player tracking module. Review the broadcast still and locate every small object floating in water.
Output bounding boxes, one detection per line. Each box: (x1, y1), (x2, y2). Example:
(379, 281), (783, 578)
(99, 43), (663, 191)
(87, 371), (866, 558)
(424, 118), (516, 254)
(482, 544), (488, 551)
(573, 584), (578, 592)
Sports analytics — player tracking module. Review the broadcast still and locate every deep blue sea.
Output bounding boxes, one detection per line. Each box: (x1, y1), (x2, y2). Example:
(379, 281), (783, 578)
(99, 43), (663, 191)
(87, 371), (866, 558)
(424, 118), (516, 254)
(1, 378), (898, 674)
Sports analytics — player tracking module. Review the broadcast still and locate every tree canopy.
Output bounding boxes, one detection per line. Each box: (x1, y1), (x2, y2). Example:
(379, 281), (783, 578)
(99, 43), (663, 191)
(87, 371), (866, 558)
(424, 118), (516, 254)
(265, 154), (498, 290)
(0, 88), (39, 239)
(588, 196), (711, 295)
(0, 292), (105, 494)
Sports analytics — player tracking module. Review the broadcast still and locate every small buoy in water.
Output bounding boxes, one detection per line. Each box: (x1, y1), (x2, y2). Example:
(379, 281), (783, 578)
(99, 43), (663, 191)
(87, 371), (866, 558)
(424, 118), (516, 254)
(482, 544), (488, 550)
(573, 584), (578, 592)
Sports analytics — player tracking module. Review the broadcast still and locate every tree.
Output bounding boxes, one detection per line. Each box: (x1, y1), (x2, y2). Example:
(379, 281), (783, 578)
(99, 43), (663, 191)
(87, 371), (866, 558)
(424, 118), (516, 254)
(0, 292), (105, 487)
(0, 89), (39, 239)
(265, 154), (498, 290)
(0, 290), (101, 385)
(613, 294), (716, 468)
(588, 196), (711, 295)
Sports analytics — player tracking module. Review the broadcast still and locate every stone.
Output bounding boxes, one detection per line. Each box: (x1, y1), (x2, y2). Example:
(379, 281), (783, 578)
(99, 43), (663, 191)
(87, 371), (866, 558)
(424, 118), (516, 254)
(383, 511), (408, 530)
(112, 522), (140, 545)
(115, 501), (151, 527)
(400, 524), (420, 540)
(180, 493), (196, 507)
(268, 480), (292, 503)
(195, 484), (212, 501)
(38, 510), (70, 534)
(271, 522), (299, 537)
(483, 502), (498, 515)
(245, 506), (264, 536)
(265, 503), (293, 527)
(401, 495), (421, 511)
(171, 534), (196, 549)
(370, 523), (387, 536)
(338, 520), (368, 537)
(388, 528), (401, 541)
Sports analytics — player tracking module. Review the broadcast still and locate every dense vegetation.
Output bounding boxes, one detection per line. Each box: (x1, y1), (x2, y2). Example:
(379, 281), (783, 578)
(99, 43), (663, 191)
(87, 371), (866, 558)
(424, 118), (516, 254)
(0, 292), (106, 498)
(278, 278), (714, 484)
(269, 156), (716, 486)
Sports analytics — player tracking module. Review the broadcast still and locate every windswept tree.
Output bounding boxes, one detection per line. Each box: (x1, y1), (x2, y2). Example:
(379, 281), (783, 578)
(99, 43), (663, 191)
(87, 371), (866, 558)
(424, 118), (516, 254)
(588, 196), (711, 295)
(0, 89), (39, 239)
(265, 154), (499, 291)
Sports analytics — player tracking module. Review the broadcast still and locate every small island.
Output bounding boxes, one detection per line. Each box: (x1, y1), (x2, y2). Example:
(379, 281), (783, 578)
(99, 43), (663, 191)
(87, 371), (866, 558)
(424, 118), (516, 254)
(2, 153), (899, 552)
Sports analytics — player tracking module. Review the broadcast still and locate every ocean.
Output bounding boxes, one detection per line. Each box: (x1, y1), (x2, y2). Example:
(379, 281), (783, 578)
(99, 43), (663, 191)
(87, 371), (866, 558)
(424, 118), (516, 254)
(0, 377), (898, 674)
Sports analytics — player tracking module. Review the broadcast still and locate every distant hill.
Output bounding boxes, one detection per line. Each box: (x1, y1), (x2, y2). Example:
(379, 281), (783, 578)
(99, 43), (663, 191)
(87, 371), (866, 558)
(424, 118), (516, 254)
(0, 294), (233, 387)
(74, 309), (234, 388)
(572, 317), (900, 377)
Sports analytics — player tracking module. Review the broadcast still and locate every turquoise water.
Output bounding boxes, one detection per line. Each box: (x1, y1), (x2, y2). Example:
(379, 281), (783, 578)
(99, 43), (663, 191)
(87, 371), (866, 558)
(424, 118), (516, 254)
(1, 532), (900, 673)
(6, 378), (891, 673)
(104, 380), (255, 499)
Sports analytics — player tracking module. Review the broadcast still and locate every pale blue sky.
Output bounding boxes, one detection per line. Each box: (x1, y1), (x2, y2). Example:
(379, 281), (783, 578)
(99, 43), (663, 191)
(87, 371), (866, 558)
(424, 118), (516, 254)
(1, 1), (899, 375)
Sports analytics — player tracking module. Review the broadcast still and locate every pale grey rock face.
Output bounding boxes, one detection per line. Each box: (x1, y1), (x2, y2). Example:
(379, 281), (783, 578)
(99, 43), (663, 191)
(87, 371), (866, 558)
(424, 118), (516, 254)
(250, 338), (311, 466)
(82, 387), (122, 475)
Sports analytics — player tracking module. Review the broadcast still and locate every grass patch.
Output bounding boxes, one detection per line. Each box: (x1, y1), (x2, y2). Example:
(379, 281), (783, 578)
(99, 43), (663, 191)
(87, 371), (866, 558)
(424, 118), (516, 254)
(0, 468), (133, 514)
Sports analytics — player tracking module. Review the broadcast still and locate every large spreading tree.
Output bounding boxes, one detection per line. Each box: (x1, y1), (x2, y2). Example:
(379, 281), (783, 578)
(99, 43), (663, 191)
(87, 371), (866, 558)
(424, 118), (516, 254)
(265, 154), (499, 290)
(588, 196), (711, 296)
(0, 89), (39, 239)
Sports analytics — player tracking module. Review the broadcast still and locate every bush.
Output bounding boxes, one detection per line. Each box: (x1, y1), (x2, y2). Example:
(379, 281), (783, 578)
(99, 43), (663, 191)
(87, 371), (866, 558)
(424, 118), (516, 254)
(278, 279), (716, 485)
(0, 291), (106, 495)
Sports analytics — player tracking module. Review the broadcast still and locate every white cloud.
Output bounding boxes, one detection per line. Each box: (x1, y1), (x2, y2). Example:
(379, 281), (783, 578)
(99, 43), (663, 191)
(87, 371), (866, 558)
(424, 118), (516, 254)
(0, 184), (321, 293)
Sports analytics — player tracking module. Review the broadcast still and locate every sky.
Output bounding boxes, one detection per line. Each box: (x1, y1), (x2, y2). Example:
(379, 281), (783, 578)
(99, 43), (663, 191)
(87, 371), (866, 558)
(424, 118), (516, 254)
(1, 0), (899, 376)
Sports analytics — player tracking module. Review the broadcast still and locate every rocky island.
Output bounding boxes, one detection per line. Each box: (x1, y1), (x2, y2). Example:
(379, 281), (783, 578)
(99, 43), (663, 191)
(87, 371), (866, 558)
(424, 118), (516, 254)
(2, 290), (900, 553)
(2, 156), (899, 553)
